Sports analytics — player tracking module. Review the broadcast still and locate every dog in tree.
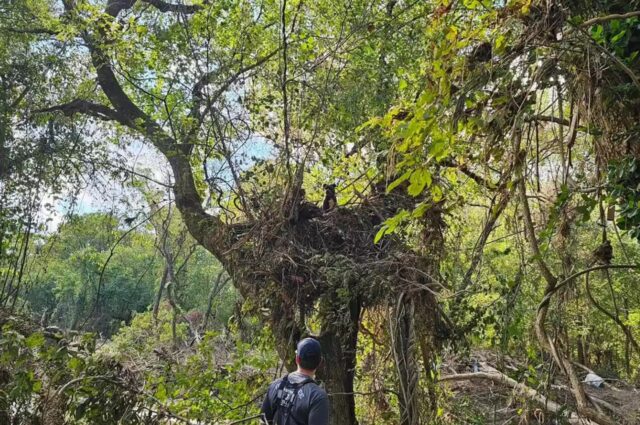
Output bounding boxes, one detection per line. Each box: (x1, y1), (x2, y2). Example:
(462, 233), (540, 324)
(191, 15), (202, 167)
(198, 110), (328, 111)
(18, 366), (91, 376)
(322, 184), (337, 211)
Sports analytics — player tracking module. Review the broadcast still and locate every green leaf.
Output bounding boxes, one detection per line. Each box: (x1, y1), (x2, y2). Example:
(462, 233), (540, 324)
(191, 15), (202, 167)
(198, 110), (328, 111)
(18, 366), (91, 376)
(495, 34), (506, 52)
(25, 333), (45, 349)
(591, 24), (604, 43)
(67, 357), (84, 372)
(374, 226), (389, 244)
(155, 383), (167, 402)
(463, 0), (481, 9)
(443, 167), (458, 185)
(408, 168), (432, 197)
(446, 25), (458, 42)
(611, 30), (627, 44)
(431, 185), (443, 202)
(387, 170), (412, 193)
(411, 202), (429, 219)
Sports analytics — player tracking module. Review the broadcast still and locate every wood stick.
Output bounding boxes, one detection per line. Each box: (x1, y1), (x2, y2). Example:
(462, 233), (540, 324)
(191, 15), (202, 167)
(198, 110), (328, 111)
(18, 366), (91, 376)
(439, 371), (598, 424)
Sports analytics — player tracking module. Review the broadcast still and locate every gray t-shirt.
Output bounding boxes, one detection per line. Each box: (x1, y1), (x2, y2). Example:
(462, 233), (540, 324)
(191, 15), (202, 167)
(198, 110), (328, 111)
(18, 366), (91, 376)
(261, 372), (329, 425)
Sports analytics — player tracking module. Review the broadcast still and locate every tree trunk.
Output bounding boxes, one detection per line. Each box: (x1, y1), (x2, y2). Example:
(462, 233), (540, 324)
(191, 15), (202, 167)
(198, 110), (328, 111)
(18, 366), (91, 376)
(41, 387), (66, 425)
(391, 293), (419, 425)
(202, 274), (229, 331)
(268, 288), (362, 425)
(577, 333), (587, 366)
(0, 368), (10, 424)
(415, 204), (446, 418)
(152, 266), (169, 325)
(317, 297), (361, 425)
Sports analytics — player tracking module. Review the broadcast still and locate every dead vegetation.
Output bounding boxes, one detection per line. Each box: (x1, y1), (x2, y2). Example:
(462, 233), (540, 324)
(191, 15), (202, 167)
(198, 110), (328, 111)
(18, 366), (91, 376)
(440, 349), (640, 424)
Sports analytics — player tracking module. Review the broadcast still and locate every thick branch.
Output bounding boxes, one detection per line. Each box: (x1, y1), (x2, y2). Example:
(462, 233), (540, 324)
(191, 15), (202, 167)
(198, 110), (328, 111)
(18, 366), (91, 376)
(540, 264), (640, 306)
(105, 0), (136, 17)
(518, 177), (557, 287)
(2, 27), (60, 36)
(440, 372), (598, 425)
(440, 159), (496, 189)
(106, 0), (204, 17)
(57, 4), (232, 259)
(525, 115), (571, 127)
(580, 11), (640, 28)
(144, 0), (203, 13)
(35, 99), (122, 121)
(88, 48), (152, 129)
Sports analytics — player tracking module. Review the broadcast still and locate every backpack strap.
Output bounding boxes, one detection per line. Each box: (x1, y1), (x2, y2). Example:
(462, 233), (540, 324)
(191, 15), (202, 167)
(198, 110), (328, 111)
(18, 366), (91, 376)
(273, 375), (316, 425)
(275, 375), (290, 401)
(286, 378), (315, 425)
(272, 374), (290, 418)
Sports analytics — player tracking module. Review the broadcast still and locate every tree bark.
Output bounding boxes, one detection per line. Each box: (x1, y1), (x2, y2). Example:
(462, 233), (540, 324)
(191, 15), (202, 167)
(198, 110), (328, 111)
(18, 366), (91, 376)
(152, 266), (169, 325)
(317, 297), (361, 425)
(415, 204), (446, 417)
(202, 273), (229, 331)
(391, 293), (419, 425)
(0, 368), (10, 424)
(268, 294), (360, 425)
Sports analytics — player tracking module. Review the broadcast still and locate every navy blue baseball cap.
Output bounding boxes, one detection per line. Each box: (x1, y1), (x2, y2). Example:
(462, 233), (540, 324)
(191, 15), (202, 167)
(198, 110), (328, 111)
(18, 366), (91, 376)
(296, 338), (322, 363)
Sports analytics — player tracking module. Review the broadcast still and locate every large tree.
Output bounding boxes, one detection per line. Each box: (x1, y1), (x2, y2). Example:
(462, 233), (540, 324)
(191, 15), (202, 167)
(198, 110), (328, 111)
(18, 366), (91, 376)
(18, 0), (442, 422)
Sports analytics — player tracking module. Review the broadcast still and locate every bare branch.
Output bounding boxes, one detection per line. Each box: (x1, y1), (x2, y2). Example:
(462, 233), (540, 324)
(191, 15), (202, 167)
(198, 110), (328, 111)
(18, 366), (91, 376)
(585, 269), (640, 355)
(144, 0), (204, 14)
(518, 176), (557, 287)
(457, 141), (525, 293)
(192, 49), (281, 102)
(525, 115), (571, 127)
(540, 263), (640, 305)
(106, 0), (204, 17)
(440, 371), (598, 425)
(34, 99), (122, 121)
(1, 27), (59, 36)
(580, 11), (640, 28)
(188, 49), (280, 142)
(440, 159), (496, 189)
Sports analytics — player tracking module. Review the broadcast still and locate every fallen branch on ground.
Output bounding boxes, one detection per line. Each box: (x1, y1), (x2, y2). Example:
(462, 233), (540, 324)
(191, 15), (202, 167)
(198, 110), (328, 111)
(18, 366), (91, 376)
(439, 371), (598, 425)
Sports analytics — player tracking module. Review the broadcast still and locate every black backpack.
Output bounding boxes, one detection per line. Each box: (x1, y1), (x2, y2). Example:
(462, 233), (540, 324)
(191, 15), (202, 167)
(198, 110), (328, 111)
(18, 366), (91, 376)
(272, 374), (315, 425)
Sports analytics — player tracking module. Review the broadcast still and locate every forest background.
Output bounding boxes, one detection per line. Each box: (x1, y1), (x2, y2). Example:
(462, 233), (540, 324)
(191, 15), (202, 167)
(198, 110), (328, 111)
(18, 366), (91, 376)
(1, 0), (640, 424)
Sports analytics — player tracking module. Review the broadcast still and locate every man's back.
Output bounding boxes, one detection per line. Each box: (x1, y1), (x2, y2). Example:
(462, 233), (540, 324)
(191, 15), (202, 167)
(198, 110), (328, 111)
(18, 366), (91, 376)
(261, 372), (329, 425)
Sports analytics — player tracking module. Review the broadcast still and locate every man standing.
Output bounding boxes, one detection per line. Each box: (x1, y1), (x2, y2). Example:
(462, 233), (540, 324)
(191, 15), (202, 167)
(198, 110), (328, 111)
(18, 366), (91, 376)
(261, 338), (329, 425)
